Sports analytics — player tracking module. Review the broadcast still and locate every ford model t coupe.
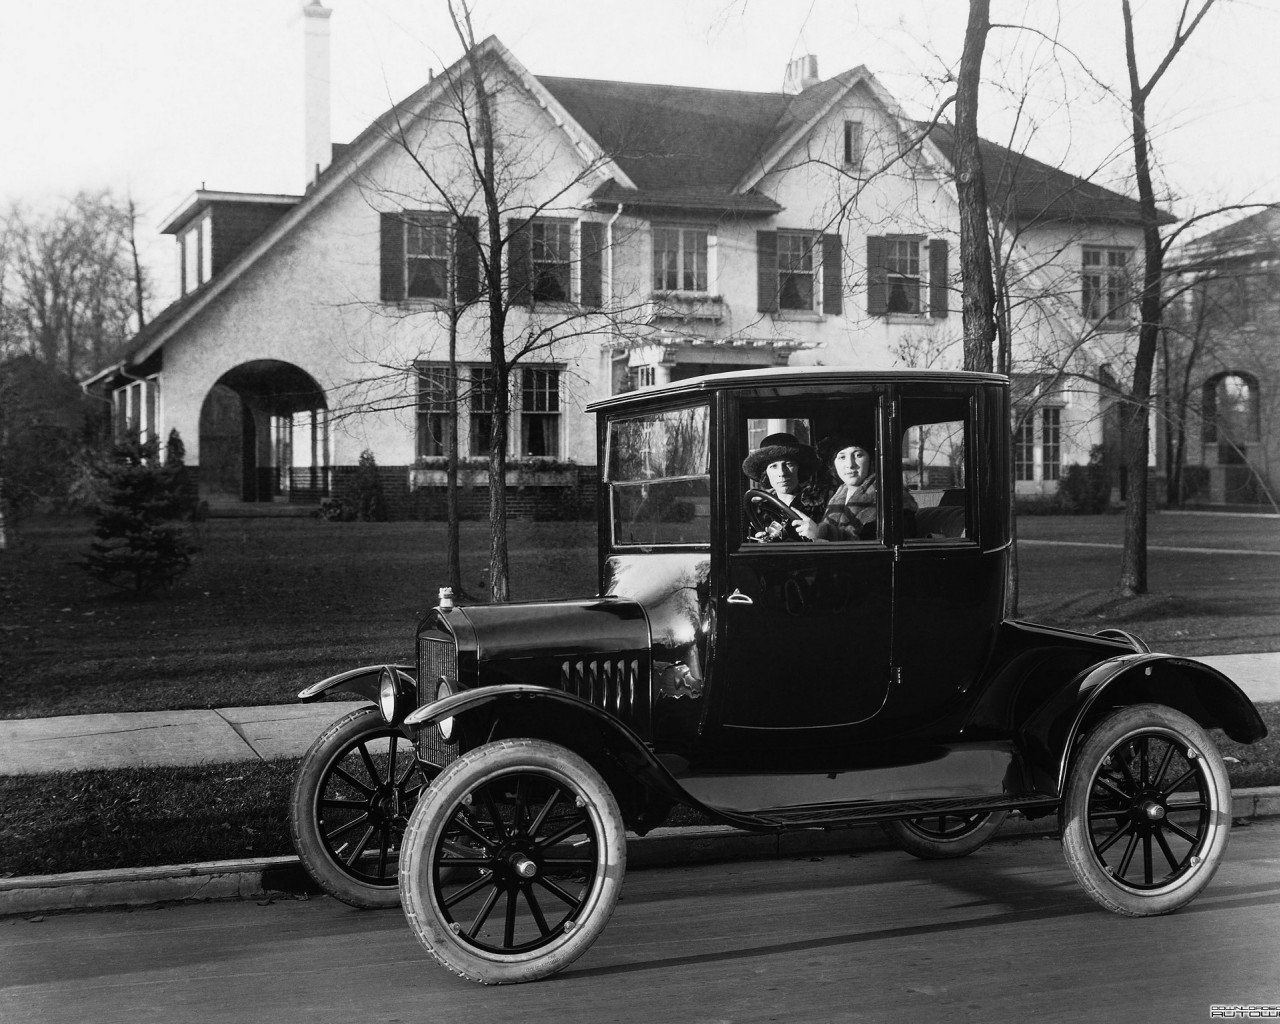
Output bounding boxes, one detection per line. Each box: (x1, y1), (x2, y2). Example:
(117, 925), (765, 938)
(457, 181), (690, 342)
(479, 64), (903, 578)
(289, 368), (1265, 985)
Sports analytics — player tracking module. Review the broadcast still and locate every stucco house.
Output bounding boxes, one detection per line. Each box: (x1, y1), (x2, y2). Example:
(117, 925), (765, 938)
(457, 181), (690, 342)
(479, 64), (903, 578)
(86, 11), (1157, 516)
(1164, 206), (1279, 508)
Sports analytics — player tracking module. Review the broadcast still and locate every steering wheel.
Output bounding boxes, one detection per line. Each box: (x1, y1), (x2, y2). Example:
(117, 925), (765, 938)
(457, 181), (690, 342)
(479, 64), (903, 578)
(744, 488), (804, 543)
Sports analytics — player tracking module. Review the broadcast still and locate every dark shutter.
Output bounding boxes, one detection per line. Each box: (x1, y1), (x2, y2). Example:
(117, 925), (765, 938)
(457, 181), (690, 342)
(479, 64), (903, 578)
(866, 235), (887, 315)
(756, 230), (778, 313)
(455, 215), (480, 304)
(507, 219), (531, 305)
(380, 212), (404, 302)
(929, 238), (949, 318)
(822, 233), (842, 316)
(580, 221), (605, 308)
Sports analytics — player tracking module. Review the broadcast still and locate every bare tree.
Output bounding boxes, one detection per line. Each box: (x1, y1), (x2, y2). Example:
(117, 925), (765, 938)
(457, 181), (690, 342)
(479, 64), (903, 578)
(1116, 0), (1215, 595)
(1, 190), (145, 376)
(336, 4), (650, 601)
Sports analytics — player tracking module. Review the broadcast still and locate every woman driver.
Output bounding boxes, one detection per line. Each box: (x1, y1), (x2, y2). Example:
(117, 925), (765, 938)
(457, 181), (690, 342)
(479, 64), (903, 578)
(741, 432), (828, 541)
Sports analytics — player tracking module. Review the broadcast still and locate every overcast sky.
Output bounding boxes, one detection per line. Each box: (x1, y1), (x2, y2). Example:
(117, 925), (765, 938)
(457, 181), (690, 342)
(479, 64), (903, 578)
(4, 0), (1277, 304)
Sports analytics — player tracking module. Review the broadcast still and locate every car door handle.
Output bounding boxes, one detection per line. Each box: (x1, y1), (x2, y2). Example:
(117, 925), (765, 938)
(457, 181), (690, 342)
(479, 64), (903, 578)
(726, 589), (753, 605)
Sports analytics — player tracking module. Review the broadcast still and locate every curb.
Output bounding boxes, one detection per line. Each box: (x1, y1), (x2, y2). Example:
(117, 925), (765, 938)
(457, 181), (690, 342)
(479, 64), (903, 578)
(5, 788), (1278, 919)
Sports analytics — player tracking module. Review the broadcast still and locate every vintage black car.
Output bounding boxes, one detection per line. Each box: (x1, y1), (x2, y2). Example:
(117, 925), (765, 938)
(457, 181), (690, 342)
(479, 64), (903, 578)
(289, 368), (1265, 985)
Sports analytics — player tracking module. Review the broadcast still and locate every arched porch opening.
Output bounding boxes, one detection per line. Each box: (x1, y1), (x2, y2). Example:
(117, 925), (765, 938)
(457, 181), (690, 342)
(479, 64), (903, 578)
(198, 360), (329, 505)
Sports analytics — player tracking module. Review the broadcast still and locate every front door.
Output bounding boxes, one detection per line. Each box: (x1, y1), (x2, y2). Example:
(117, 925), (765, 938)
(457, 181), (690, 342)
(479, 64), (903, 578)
(714, 388), (894, 733)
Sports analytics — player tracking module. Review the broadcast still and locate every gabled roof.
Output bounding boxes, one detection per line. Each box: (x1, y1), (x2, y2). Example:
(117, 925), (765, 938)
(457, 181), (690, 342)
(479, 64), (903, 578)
(1171, 205), (1280, 270)
(105, 38), (1167, 378)
(920, 123), (1170, 227)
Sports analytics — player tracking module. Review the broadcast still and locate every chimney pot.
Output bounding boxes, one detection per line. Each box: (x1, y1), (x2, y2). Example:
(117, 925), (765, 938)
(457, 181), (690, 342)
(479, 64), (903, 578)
(783, 54), (820, 95)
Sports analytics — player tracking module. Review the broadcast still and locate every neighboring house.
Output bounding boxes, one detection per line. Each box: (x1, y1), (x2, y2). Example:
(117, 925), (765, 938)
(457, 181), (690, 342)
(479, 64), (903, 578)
(1164, 207), (1279, 508)
(85, 21), (1159, 514)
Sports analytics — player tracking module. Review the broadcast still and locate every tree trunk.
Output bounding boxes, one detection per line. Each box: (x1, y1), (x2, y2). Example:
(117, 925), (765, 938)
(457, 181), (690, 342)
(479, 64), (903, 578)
(956, 0), (996, 373)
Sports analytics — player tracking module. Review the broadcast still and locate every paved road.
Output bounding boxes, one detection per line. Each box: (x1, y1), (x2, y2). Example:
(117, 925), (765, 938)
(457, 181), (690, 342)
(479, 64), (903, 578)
(4, 822), (1278, 1024)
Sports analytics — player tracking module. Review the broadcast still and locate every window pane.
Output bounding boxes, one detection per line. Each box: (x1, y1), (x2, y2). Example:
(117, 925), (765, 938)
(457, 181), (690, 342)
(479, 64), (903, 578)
(778, 232), (816, 310)
(531, 221), (571, 302)
(606, 405), (711, 547)
(885, 237), (921, 314)
(406, 218), (449, 299)
(1042, 408), (1061, 481)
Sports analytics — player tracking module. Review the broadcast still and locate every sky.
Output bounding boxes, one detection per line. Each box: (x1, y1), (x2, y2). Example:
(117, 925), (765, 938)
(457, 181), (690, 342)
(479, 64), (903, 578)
(4, 0), (1278, 306)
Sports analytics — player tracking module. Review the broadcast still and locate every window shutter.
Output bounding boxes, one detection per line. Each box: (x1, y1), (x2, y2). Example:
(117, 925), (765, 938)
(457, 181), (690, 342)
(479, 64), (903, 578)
(929, 238), (949, 318)
(455, 215), (480, 304)
(380, 212), (404, 302)
(756, 230), (778, 313)
(822, 233), (842, 316)
(866, 236), (887, 315)
(579, 221), (605, 308)
(507, 219), (531, 305)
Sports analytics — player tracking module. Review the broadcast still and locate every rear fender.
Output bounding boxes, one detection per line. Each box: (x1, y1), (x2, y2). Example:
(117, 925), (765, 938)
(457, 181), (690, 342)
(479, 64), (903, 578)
(408, 685), (694, 831)
(297, 664), (416, 706)
(1022, 653), (1266, 795)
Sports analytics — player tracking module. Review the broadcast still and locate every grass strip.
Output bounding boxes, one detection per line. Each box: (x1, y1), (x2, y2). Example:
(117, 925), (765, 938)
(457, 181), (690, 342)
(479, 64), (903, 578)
(4, 702), (1277, 878)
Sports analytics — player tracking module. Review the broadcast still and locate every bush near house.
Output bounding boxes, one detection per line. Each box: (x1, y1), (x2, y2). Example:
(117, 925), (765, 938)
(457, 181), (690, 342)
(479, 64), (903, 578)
(351, 448), (387, 522)
(79, 436), (201, 594)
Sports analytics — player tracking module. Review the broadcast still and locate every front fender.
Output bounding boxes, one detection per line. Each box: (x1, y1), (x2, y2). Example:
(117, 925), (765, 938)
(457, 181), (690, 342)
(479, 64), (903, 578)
(1021, 652), (1267, 795)
(407, 685), (705, 829)
(298, 664), (416, 706)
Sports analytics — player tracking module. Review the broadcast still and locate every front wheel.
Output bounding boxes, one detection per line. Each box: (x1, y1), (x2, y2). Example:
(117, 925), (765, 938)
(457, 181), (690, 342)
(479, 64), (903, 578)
(289, 706), (433, 909)
(1061, 704), (1232, 916)
(880, 810), (1009, 859)
(399, 739), (626, 985)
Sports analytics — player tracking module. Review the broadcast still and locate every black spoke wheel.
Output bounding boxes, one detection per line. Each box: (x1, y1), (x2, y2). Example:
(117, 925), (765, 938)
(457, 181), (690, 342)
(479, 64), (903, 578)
(289, 706), (435, 909)
(399, 739), (626, 985)
(1062, 703), (1232, 916)
(880, 810), (1009, 859)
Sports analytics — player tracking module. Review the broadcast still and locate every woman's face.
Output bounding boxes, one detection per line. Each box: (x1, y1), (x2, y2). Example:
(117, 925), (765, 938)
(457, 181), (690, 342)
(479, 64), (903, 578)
(833, 445), (873, 486)
(765, 459), (801, 496)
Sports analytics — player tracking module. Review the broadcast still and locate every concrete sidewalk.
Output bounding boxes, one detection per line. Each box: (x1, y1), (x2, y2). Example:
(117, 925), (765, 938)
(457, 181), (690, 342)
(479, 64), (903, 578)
(0, 652), (1275, 777)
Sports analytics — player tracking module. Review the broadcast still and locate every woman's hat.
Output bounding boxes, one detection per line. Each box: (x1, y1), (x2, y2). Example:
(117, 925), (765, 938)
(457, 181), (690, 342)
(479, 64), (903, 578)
(818, 433), (875, 465)
(742, 432), (817, 481)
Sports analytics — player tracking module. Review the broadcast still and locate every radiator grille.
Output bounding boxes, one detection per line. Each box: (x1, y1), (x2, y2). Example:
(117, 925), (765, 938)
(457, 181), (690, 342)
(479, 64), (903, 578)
(416, 635), (460, 771)
(560, 657), (641, 719)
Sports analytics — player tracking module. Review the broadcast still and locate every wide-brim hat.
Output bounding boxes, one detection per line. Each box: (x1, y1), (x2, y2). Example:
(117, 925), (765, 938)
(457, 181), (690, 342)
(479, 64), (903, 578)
(742, 432), (817, 481)
(818, 433), (875, 465)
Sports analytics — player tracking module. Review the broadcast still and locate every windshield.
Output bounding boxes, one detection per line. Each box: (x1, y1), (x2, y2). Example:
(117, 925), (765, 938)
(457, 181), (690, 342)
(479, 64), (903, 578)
(605, 405), (711, 547)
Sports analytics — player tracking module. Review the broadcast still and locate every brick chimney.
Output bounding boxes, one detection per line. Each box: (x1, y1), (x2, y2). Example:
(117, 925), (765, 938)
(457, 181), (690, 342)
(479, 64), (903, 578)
(303, 1), (332, 188)
(783, 55), (820, 95)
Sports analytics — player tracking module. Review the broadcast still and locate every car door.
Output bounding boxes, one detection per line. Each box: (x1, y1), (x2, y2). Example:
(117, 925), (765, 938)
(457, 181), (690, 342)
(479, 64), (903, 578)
(714, 389), (894, 732)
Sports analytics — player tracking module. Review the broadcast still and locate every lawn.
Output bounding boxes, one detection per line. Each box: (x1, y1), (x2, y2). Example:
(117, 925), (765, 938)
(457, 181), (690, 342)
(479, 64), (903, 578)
(3, 510), (1278, 720)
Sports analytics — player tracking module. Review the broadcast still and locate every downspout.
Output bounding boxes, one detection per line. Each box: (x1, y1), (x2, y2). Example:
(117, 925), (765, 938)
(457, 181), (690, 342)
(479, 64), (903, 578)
(605, 203), (623, 304)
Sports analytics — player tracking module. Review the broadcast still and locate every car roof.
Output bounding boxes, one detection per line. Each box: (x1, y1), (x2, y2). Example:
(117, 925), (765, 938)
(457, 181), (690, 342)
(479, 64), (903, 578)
(587, 366), (1009, 412)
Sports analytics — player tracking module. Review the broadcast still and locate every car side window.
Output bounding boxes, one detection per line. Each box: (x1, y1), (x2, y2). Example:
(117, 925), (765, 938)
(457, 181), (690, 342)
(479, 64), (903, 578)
(902, 396), (973, 544)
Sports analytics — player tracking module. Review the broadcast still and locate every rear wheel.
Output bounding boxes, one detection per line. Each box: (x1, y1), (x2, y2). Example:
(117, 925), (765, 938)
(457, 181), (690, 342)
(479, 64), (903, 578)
(1061, 704), (1232, 916)
(289, 706), (434, 909)
(399, 739), (626, 985)
(880, 810), (1009, 859)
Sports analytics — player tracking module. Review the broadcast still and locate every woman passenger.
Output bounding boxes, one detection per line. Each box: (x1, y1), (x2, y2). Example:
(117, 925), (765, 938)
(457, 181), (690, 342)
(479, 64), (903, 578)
(815, 434), (917, 541)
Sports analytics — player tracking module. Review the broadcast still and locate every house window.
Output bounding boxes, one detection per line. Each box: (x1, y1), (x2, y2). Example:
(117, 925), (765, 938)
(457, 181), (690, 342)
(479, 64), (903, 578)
(416, 365), (455, 458)
(530, 220), (572, 302)
(469, 366), (498, 456)
(1082, 246), (1132, 325)
(112, 377), (161, 445)
(1042, 408), (1061, 482)
(1014, 410), (1035, 482)
(180, 215), (211, 296)
(520, 367), (561, 457)
(885, 236), (922, 314)
(653, 226), (709, 292)
(778, 231), (819, 310)
(405, 215), (450, 300)
(843, 121), (863, 168)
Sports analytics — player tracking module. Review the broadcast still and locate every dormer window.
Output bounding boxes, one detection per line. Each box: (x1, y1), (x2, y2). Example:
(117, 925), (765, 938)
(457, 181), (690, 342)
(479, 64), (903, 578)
(180, 213), (212, 295)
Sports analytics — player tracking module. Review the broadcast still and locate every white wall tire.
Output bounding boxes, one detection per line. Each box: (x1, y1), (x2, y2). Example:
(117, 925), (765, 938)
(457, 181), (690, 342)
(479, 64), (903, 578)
(288, 706), (430, 909)
(1061, 704), (1232, 916)
(399, 738), (626, 984)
